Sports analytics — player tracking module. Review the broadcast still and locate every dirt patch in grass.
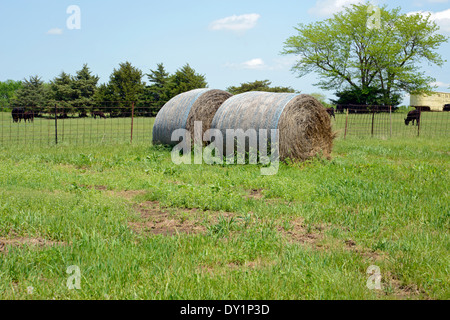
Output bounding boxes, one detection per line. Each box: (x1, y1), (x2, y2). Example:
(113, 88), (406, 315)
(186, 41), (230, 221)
(246, 189), (264, 200)
(344, 239), (384, 261)
(198, 258), (276, 275)
(112, 189), (148, 200)
(77, 184), (109, 191)
(0, 234), (65, 254)
(278, 218), (325, 248)
(381, 272), (427, 300)
(129, 201), (207, 236)
(278, 219), (385, 261)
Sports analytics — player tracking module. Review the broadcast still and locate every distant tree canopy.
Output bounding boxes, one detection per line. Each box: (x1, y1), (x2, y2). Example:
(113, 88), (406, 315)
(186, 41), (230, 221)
(48, 64), (99, 114)
(166, 64), (208, 98)
(146, 63), (170, 107)
(12, 76), (48, 111)
(227, 80), (296, 95)
(0, 80), (22, 105)
(72, 64), (99, 114)
(331, 86), (402, 106)
(108, 61), (145, 102)
(282, 2), (448, 105)
(144, 63), (208, 113)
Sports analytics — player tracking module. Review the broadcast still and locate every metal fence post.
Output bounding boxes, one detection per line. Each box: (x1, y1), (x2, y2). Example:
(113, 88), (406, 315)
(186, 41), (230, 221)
(371, 110), (375, 137)
(417, 109), (421, 137)
(344, 108), (349, 139)
(389, 105), (392, 138)
(54, 104), (58, 145)
(130, 101), (135, 143)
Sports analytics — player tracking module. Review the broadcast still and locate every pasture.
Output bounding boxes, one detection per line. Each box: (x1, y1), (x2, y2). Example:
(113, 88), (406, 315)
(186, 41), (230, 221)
(0, 112), (155, 146)
(1, 110), (449, 146)
(0, 118), (449, 300)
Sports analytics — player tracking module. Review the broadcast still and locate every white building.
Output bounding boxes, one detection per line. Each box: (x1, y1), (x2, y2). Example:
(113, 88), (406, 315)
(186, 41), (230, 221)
(410, 91), (450, 111)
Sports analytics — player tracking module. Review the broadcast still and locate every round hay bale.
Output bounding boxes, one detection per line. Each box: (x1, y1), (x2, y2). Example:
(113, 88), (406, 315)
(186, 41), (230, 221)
(210, 91), (335, 161)
(152, 88), (232, 146)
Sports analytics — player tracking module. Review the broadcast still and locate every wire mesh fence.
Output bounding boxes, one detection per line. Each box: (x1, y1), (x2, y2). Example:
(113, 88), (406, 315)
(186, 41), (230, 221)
(1, 102), (449, 146)
(1, 101), (160, 146)
(331, 106), (450, 139)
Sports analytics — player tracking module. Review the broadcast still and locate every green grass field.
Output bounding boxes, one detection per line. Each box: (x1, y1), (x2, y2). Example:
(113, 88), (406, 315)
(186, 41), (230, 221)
(0, 117), (448, 300)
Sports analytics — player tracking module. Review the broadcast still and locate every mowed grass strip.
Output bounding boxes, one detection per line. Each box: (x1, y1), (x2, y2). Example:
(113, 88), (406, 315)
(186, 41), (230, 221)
(0, 136), (448, 299)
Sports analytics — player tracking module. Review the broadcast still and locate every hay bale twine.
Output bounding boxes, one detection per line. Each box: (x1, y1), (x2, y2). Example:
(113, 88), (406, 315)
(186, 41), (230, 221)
(210, 91), (335, 161)
(152, 88), (232, 146)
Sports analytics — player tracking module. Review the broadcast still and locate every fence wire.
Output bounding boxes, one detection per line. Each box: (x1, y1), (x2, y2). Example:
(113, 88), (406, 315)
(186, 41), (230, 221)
(1, 101), (159, 146)
(331, 106), (449, 139)
(1, 103), (449, 146)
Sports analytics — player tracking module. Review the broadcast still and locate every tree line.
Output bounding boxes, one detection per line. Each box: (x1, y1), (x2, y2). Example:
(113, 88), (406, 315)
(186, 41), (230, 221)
(0, 62), (297, 117)
(0, 62), (209, 117)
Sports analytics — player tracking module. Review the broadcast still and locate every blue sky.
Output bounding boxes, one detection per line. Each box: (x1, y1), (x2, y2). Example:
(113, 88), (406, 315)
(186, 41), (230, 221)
(0, 0), (449, 105)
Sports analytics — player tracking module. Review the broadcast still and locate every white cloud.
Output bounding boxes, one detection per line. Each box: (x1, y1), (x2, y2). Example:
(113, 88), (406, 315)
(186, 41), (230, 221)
(46, 28), (63, 35)
(225, 58), (266, 70)
(242, 58), (265, 69)
(308, 0), (362, 17)
(209, 13), (261, 32)
(430, 81), (450, 87)
(408, 9), (450, 33)
(225, 56), (299, 71)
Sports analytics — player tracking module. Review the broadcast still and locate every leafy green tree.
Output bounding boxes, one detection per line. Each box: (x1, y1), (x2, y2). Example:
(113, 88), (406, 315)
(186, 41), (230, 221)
(282, 2), (448, 105)
(49, 71), (76, 113)
(12, 76), (49, 113)
(331, 86), (401, 106)
(105, 61), (145, 116)
(166, 64), (207, 98)
(108, 61), (145, 102)
(144, 63), (171, 115)
(0, 80), (22, 106)
(146, 63), (170, 100)
(227, 80), (296, 95)
(72, 64), (99, 116)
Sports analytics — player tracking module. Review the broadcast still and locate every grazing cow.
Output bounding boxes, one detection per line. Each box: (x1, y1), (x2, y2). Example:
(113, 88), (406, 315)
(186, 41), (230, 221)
(23, 111), (34, 123)
(92, 111), (106, 119)
(404, 110), (421, 126)
(444, 104), (450, 112)
(336, 105), (346, 114)
(325, 107), (335, 119)
(11, 107), (24, 123)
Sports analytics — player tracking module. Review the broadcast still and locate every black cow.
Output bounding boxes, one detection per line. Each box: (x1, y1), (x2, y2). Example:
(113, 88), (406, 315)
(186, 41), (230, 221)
(23, 111), (34, 123)
(92, 111), (106, 119)
(405, 110), (421, 126)
(444, 104), (450, 112)
(325, 108), (335, 119)
(11, 107), (24, 123)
